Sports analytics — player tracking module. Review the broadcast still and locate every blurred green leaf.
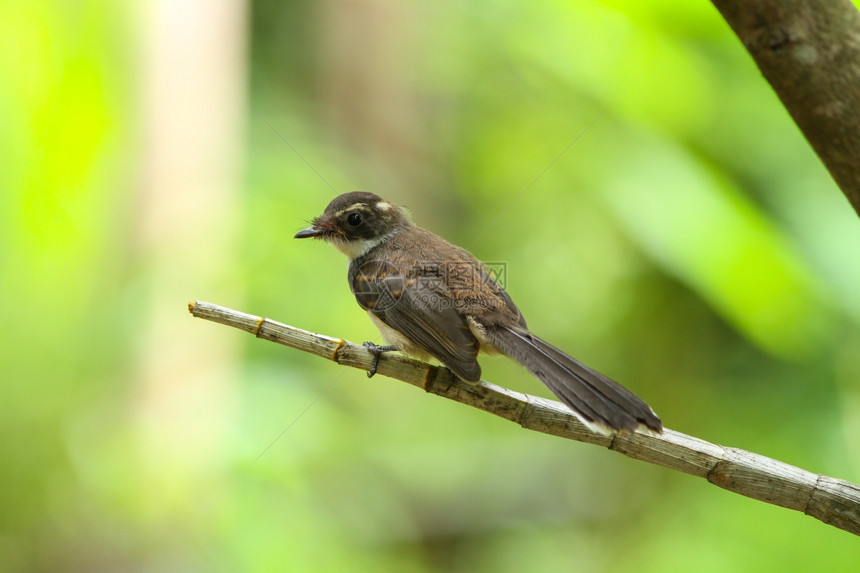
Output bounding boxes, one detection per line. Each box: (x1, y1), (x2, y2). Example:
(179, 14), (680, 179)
(602, 130), (832, 358)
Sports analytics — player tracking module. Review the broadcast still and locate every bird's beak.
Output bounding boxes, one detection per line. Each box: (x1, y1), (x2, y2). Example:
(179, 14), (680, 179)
(296, 213), (343, 239)
(294, 226), (328, 239)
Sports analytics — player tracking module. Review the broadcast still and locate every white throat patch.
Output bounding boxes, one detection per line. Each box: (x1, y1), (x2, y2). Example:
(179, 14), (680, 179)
(330, 230), (398, 260)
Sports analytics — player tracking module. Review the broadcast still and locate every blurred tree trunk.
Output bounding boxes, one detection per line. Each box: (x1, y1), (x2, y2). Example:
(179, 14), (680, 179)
(711, 0), (860, 216)
(135, 0), (247, 491)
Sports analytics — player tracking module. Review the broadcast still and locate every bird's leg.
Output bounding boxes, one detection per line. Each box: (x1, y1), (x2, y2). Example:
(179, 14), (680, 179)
(362, 342), (398, 377)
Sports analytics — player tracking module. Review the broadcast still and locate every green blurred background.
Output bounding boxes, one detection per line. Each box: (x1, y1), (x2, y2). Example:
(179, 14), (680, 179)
(2, 0), (859, 571)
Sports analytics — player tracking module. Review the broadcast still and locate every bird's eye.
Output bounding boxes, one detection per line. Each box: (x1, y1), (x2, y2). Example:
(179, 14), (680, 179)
(347, 212), (362, 226)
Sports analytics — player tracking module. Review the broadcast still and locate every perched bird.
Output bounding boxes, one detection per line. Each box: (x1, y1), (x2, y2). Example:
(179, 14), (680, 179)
(295, 192), (661, 435)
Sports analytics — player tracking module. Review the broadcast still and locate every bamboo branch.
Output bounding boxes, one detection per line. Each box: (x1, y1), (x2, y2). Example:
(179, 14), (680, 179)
(188, 300), (860, 536)
(710, 0), (860, 216)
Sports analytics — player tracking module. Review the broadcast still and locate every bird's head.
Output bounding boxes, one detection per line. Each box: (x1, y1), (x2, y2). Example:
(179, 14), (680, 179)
(294, 192), (412, 259)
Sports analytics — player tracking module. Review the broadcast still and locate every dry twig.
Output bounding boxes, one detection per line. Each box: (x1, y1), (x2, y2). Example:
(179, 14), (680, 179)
(189, 300), (860, 536)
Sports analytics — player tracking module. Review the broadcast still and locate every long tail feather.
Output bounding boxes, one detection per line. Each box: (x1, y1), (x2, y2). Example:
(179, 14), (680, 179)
(484, 326), (662, 435)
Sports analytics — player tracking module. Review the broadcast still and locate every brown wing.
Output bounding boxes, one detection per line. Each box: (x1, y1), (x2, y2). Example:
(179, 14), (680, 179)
(349, 257), (482, 381)
(467, 264), (528, 330)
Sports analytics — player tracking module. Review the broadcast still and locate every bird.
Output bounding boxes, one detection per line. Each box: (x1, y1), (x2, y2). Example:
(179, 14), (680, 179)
(295, 191), (662, 435)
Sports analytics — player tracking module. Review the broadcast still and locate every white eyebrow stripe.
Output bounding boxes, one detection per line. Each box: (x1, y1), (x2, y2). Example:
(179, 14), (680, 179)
(333, 203), (373, 217)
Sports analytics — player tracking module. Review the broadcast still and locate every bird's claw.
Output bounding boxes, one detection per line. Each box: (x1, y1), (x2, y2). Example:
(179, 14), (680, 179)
(363, 342), (398, 377)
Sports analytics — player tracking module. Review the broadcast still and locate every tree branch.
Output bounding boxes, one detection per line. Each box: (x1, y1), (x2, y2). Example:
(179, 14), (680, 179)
(710, 0), (860, 216)
(188, 300), (860, 536)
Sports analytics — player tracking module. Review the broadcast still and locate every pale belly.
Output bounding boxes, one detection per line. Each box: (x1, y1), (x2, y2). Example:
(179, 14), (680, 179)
(366, 312), (432, 360)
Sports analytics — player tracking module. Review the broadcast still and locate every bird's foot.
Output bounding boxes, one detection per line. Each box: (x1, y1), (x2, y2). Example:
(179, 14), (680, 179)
(362, 342), (398, 377)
